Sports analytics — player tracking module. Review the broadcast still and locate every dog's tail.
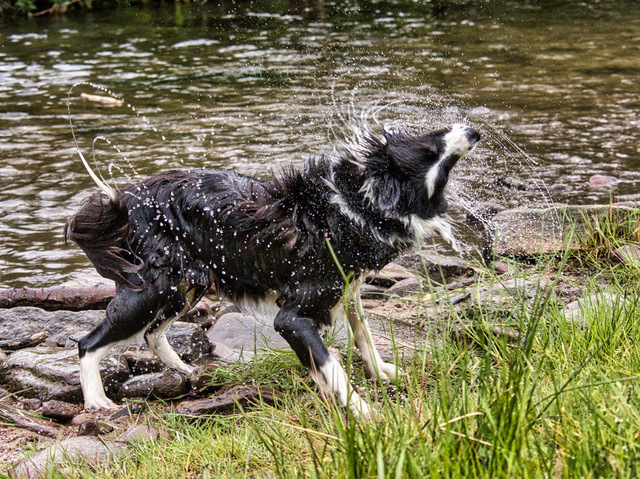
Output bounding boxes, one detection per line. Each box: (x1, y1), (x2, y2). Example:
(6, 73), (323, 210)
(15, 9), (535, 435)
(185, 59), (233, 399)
(65, 193), (143, 290)
(66, 128), (142, 289)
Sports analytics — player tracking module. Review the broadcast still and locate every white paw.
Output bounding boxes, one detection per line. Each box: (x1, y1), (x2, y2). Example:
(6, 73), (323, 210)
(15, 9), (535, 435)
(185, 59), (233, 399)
(350, 396), (373, 420)
(378, 361), (401, 382)
(84, 395), (118, 411)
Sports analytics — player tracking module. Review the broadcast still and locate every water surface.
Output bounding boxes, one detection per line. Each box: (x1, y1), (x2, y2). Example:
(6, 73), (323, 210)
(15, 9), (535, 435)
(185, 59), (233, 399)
(1, 0), (639, 287)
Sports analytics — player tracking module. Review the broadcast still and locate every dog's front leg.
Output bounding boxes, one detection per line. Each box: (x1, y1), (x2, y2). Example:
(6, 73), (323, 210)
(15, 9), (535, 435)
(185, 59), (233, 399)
(274, 304), (372, 419)
(345, 289), (400, 382)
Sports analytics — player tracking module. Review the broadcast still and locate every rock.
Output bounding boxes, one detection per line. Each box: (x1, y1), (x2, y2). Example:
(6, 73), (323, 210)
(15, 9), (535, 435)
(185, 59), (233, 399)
(385, 277), (423, 298)
(121, 350), (166, 375)
(206, 312), (288, 357)
(547, 183), (571, 195)
(64, 331), (89, 349)
(564, 292), (622, 328)
(366, 263), (414, 287)
(164, 321), (212, 362)
(359, 283), (388, 299)
(176, 385), (280, 416)
(0, 307), (104, 346)
(120, 424), (160, 443)
(41, 400), (82, 421)
(394, 250), (473, 283)
(1, 347), (129, 403)
(77, 419), (113, 437)
(118, 371), (189, 400)
(9, 436), (128, 479)
(470, 278), (540, 310)
(589, 174), (618, 188)
(490, 205), (638, 257)
(21, 398), (42, 411)
(465, 201), (507, 225)
(0, 348), (7, 362)
(612, 245), (640, 266)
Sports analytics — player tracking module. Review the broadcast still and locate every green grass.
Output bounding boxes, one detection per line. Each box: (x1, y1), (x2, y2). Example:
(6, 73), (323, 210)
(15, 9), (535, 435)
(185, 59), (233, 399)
(11, 215), (640, 478)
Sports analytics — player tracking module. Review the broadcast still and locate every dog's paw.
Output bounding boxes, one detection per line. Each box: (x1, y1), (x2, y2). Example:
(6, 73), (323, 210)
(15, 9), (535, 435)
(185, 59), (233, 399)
(380, 361), (401, 381)
(350, 396), (373, 420)
(84, 396), (118, 411)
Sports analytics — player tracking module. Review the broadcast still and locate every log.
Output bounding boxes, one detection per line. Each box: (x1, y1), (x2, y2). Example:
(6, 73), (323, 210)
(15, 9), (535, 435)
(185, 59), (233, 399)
(0, 331), (49, 350)
(0, 404), (60, 438)
(0, 286), (115, 311)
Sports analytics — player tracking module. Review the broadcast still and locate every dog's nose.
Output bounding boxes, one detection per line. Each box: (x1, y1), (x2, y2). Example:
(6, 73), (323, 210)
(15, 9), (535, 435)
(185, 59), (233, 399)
(467, 127), (480, 146)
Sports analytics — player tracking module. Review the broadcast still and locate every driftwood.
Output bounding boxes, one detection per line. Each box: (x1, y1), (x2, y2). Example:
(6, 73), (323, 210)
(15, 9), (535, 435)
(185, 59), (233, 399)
(0, 286), (115, 311)
(0, 404), (60, 438)
(0, 332), (49, 350)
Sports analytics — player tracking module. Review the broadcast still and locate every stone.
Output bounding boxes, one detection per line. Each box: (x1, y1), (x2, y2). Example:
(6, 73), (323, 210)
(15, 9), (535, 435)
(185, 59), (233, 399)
(121, 350), (166, 375)
(120, 424), (160, 443)
(589, 174), (618, 188)
(366, 264), (414, 288)
(0, 307), (104, 346)
(359, 283), (388, 299)
(465, 201), (507, 225)
(77, 419), (114, 436)
(206, 312), (288, 357)
(0, 348), (7, 362)
(564, 293), (622, 328)
(176, 385), (280, 416)
(385, 277), (423, 298)
(612, 244), (640, 266)
(1, 347), (129, 403)
(489, 205), (638, 257)
(41, 400), (82, 421)
(9, 436), (128, 478)
(394, 249), (473, 283)
(118, 371), (189, 400)
(164, 321), (212, 362)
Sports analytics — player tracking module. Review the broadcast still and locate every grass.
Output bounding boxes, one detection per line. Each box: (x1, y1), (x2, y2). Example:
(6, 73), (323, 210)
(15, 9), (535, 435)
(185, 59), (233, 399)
(8, 215), (640, 478)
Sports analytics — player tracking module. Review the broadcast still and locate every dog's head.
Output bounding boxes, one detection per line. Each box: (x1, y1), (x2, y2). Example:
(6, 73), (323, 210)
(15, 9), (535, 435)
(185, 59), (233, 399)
(362, 124), (480, 219)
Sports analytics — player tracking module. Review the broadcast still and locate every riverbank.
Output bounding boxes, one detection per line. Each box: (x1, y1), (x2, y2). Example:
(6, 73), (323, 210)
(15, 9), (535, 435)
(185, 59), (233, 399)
(1, 202), (640, 477)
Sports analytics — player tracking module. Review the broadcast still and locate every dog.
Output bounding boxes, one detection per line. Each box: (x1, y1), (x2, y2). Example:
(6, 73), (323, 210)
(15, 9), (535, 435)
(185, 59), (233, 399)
(65, 123), (479, 418)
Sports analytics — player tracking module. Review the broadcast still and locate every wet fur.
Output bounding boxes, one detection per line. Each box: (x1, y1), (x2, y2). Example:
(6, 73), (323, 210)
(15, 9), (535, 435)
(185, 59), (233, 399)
(67, 125), (479, 415)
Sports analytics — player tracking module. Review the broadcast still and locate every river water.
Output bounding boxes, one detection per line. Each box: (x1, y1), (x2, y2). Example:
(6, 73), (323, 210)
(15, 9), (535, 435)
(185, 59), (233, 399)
(1, 0), (639, 288)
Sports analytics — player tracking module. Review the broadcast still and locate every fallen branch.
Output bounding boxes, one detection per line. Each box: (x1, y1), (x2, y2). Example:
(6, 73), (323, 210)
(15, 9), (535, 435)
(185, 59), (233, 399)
(0, 332), (49, 350)
(0, 286), (115, 311)
(0, 404), (60, 438)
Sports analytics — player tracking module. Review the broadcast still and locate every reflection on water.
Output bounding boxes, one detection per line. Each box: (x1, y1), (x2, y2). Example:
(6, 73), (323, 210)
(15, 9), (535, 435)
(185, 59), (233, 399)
(1, 0), (639, 287)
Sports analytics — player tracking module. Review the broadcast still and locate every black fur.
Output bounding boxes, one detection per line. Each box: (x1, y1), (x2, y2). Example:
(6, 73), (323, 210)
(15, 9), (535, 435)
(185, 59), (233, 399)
(67, 125), (479, 406)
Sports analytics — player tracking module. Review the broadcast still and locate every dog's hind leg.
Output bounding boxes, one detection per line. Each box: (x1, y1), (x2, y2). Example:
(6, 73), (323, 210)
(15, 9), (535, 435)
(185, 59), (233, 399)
(275, 298), (372, 419)
(144, 286), (205, 374)
(341, 288), (400, 382)
(78, 286), (165, 410)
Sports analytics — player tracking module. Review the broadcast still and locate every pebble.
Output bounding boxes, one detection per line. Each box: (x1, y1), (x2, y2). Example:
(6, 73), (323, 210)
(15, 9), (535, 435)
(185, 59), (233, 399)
(41, 400), (82, 421)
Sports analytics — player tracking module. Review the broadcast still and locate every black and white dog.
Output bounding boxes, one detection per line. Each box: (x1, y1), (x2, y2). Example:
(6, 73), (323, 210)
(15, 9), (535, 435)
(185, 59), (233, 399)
(66, 123), (479, 418)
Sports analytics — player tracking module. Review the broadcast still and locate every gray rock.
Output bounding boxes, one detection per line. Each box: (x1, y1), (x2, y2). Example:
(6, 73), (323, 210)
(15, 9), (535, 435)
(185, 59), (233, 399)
(206, 312), (289, 358)
(385, 277), (423, 298)
(394, 250), (473, 283)
(41, 400), (82, 421)
(490, 205), (638, 257)
(366, 263), (414, 288)
(118, 371), (189, 399)
(120, 424), (160, 443)
(176, 385), (280, 416)
(1, 347), (129, 403)
(564, 293), (623, 328)
(0, 307), (104, 346)
(164, 321), (212, 362)
(9, 436), (128, 479)
(612, 245), (640, 266)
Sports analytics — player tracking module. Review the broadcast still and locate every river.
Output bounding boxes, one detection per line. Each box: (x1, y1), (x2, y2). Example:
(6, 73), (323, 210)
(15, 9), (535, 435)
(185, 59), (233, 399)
(1, 0), (638, 287)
